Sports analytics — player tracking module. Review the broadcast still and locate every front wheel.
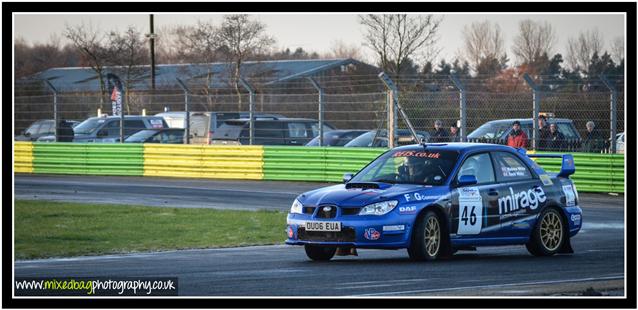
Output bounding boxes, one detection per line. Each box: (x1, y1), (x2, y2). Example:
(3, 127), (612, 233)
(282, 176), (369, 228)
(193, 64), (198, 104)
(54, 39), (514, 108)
(526, 208), (566, 256)
(304, 244), (337, 261)
(408, 210), (445, 261)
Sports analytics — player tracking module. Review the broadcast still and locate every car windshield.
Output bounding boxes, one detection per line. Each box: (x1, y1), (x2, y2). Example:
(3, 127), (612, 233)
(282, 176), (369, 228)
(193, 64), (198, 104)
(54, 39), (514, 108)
(125, 130), (158, 142)
(468, 122), (511, 139)
(350, 149), (458, 186)
(73, 118), (105, 134)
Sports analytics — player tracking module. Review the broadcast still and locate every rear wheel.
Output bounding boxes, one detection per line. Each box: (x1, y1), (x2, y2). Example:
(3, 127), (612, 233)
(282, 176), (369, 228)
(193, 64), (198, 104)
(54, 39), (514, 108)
(526, 208), (565, 256)
(304, 244), (337, 261)
(408, 210), (445, 261)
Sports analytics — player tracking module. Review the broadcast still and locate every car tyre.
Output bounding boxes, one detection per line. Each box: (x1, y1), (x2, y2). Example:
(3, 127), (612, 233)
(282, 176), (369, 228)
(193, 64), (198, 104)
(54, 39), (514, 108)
(526, 208), (566, 256)
(408, 210), (445, 261)
(304, 244), (337, 261)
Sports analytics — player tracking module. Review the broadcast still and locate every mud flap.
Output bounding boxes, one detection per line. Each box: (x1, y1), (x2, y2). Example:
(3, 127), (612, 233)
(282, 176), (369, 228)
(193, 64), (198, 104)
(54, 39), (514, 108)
(558, 236), (574, 254)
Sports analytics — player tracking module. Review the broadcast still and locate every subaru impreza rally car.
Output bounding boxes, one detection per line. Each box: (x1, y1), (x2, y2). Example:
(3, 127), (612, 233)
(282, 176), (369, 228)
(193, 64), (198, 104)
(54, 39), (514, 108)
(286, 143), (582, 261)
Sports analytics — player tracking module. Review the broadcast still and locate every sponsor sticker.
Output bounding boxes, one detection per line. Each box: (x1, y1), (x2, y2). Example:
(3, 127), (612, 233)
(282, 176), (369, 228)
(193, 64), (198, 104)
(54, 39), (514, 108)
(382, 225), (405, 231)
(570, 214), (581, 225)
(457, 187), (483, 235)
(398, 206), (417, 214)
(363, 228), (381, 240)
(392, 151), (441, 158)
(563, 185), (576, 206)
(539, 174), (553, 186)
(403, 193), (441, 202)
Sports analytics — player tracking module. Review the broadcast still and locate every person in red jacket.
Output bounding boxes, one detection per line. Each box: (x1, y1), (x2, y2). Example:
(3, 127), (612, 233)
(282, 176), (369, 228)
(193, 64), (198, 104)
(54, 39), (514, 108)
(507, 120), (528, 148)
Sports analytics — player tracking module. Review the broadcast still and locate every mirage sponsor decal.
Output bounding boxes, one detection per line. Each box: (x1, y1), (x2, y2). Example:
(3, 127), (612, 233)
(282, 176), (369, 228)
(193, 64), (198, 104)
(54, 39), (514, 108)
(498, 187), (547, 215)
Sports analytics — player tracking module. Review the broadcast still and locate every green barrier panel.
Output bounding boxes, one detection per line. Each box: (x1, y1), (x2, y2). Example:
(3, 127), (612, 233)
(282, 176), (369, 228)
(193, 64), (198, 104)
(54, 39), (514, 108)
(33, 143), (144, 176)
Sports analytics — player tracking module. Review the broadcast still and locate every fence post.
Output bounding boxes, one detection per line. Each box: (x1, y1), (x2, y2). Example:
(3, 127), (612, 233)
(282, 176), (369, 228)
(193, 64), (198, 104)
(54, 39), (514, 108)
(176, 78), (190, 144)
(307, 77), (324, 146)
(378, 73), (420, 148)
(523, 74), (540, 150)
(43, 80), (58, 142)
(600, 75), (618, 154)
(449, 74), (466, 142)
(239, 78), (255, 145)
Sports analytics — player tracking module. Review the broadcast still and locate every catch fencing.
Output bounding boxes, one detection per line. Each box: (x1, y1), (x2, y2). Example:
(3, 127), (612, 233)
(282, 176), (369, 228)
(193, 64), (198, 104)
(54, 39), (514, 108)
(14, 73), (624, 153)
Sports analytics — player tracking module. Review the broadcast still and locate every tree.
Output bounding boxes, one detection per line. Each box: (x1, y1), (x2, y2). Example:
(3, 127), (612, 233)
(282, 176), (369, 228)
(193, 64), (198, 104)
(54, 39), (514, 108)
(461, 20), (505, 73)
(566, 28), (604, 73)
(218, 14), (275, 111)
(330, 39), (362, 59)
(64, 23), (110, 106)
(359, 14), (442, 75)
(512, 19), (557, 69)
(107, 26), (148, 113)
(610, 36), (624, 65)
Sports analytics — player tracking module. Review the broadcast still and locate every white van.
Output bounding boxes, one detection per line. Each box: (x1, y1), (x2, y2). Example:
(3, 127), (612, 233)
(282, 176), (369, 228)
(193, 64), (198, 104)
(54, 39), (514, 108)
(155, 112), (240, 144)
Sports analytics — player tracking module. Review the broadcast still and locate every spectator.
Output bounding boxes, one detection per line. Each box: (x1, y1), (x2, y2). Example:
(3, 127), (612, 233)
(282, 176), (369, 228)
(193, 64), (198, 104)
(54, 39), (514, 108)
(507, 120), (528, 148)
(449, 125), (460, 142)
(547, 123), (566, 151)
(538, 115), (551, 150)
(56, 120), (75, 142)
(581, 121), (604, 153)
(430, 120), (449, 142)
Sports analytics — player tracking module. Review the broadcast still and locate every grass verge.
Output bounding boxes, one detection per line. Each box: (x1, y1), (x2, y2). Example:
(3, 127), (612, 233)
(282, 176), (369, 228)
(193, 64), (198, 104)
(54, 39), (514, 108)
(15, 200), (287, 259)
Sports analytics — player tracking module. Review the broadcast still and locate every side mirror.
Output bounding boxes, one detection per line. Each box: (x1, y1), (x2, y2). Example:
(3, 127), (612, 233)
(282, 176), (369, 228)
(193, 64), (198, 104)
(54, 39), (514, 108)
(457, 175), (478, 186)
(343, 173), (354, 183)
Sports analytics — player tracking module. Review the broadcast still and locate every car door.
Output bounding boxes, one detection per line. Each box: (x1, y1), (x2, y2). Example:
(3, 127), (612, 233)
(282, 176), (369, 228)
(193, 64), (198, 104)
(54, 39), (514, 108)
(450, 152), (500, 239)
(490, 151), (544, 237)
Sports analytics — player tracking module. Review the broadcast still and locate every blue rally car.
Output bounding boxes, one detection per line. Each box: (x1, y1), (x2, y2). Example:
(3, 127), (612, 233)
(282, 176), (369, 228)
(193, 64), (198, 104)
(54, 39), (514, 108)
(286, 143), (582, 261)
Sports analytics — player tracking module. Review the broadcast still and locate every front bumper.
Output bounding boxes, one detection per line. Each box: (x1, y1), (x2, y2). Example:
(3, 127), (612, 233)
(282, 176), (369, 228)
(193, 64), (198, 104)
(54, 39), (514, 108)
(285, 213), (414, 249)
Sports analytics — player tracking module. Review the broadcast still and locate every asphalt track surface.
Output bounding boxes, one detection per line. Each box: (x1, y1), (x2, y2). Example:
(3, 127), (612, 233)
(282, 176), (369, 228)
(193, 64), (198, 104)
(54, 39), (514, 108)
(14, 174), (625, 296)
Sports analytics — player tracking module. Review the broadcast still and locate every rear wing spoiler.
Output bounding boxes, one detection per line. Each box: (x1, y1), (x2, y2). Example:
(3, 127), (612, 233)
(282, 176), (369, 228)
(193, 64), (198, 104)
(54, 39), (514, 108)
(517, 149), (575, 178)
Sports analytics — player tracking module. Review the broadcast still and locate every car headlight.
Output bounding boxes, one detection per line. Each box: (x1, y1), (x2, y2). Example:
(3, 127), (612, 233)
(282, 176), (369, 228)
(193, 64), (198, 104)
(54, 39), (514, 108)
(290, 199), (303, 214)
(359, 200), (399, 216)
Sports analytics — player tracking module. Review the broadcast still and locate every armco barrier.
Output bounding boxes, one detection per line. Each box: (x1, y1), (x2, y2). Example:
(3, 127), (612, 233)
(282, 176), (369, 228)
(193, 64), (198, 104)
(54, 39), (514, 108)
(14, 143), (623, 193)
(14, 141), (33, 173)
(532, 152), (624, 193)
(263, 146), (386, 182)
(32, 143), (144, 176)
(144, 144), (264, 180)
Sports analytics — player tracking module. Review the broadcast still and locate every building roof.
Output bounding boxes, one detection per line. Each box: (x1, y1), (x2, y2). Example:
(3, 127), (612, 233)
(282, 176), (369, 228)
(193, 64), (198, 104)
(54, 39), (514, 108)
(27, 58), (376, 93)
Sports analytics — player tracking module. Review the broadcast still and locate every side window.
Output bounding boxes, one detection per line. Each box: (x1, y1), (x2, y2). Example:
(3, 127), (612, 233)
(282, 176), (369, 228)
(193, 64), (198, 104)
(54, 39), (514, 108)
(149, 133), (162, 143)
(457, 153), (495, 184)
(287, 122), (308, 138)
(556, 123), (578, 139)
(125, 120), (146, 135)
(104, 120), (120, 136)
(39, 122), (54, 135)
(310, 123), (319, 137)
(492, 152), (533, 182)
(256, 122), (284, 139)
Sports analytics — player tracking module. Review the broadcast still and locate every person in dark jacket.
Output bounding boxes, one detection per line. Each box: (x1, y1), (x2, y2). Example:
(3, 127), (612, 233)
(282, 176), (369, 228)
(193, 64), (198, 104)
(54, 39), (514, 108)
(430, 120), (449, 142)
(56, 120), (75, 142)
(581, 121), (604, 153)
(449, 125), (460, 142)
(547, 123), (566, 151)
(507, 120), (528, 148)
(538, 115), (551, 150)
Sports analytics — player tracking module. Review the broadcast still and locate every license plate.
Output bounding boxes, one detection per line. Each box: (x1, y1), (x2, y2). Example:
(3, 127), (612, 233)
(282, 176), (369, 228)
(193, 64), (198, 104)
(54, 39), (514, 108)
(305, 221), (341, 232)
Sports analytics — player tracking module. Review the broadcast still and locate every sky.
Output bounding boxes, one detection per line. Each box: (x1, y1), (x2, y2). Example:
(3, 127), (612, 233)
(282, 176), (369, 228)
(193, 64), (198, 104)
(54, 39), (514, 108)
(14, 13), (625, 65)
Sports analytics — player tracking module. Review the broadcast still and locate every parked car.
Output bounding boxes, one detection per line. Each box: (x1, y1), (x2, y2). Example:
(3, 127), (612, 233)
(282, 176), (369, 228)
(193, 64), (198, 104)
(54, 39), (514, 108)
(344, 129), (430, 148)
(16, 119), (79, 141)
(72, 115), (169, 143)
(155, 112), (281, 144)
(211, 118), (335, 146)
(35, 120), (80, 142)
(125, 128), (185, 144)
(305, 130), (369, 146)
(467, 118), (582, 150)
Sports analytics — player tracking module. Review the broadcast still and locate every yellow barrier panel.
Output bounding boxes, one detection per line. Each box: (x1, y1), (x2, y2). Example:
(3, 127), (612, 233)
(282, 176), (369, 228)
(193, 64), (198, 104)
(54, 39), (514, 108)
(14, 141), (33, 173)
(144, 144), (264, 180)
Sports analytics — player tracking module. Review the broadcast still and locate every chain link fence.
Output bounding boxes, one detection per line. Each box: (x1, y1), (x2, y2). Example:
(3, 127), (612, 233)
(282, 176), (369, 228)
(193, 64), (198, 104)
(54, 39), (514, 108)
(14, 74), (624, 152)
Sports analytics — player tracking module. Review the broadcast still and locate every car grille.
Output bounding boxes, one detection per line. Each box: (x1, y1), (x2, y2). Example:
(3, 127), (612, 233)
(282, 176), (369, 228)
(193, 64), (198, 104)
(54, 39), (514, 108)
(316, 205), (338, 218)
(297, 227), (356, 242)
